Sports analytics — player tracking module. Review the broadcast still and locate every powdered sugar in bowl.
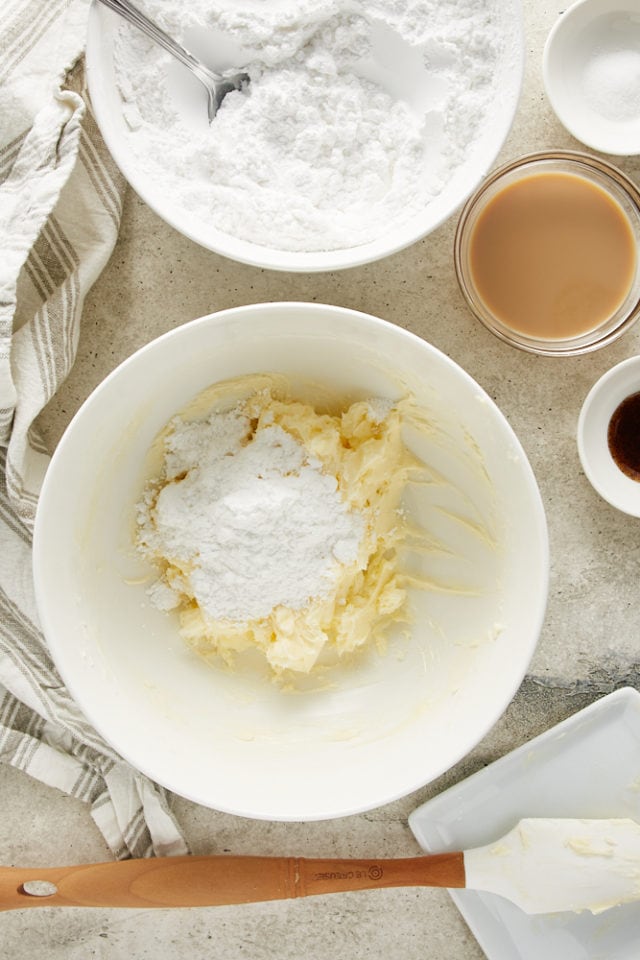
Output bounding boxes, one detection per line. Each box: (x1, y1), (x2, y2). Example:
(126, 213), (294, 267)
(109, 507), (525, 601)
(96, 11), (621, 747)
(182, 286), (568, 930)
(86, 0), (524, 271)
(33, 302), (548, 820)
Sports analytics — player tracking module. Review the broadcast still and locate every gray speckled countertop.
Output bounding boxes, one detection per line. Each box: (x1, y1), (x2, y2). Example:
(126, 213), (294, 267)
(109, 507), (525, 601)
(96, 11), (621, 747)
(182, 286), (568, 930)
(2, 0), (640, 957)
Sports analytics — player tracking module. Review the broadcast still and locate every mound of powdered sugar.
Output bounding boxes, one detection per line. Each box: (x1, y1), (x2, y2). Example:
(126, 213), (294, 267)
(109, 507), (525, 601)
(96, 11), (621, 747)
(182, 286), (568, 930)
(138, 405), (365, 622)
(113, 0), (504, 252)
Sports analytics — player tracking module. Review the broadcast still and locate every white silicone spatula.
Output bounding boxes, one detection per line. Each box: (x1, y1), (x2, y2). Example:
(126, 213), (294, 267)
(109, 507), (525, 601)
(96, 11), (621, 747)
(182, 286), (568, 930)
(2, 819), (639, 915)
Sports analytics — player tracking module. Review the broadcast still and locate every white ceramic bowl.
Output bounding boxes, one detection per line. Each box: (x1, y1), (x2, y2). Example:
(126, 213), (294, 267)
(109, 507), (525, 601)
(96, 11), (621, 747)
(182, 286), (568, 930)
(33, 303), (548, 820)
(85, 1), (524, 272)
(578, 355), (640, 515)
(543, 0), (640, 156)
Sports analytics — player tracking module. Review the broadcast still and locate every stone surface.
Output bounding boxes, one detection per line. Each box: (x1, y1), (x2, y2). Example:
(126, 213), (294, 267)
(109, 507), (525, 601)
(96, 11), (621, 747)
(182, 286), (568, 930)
(2, 0), (640, 956)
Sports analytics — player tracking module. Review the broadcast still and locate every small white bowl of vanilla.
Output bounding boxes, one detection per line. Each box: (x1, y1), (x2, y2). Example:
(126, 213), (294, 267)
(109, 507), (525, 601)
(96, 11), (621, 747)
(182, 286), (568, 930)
(578, 355), (640, 516)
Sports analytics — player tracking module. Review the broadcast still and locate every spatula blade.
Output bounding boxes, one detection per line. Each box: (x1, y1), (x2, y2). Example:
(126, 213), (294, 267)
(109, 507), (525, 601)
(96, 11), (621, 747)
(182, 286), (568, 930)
(464, 818), (640, 914)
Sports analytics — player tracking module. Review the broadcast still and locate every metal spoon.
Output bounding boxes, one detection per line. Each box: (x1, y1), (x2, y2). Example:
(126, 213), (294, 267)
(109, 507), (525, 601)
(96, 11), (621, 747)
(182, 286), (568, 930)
(96, 0), (250, 122)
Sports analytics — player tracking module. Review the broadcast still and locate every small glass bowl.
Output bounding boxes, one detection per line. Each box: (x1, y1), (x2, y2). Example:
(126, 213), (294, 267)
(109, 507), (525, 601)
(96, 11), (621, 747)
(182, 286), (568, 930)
(454, 151), (640, 356)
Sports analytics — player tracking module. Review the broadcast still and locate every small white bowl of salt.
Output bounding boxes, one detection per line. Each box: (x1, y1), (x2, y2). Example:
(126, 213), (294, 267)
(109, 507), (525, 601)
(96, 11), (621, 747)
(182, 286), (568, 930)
(543, 0), (640, 156)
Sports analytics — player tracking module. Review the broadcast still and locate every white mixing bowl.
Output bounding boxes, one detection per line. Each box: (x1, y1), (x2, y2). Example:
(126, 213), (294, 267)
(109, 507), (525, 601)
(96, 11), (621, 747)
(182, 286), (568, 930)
(33, 303), (548, 820)
(85, 1), (524, 271)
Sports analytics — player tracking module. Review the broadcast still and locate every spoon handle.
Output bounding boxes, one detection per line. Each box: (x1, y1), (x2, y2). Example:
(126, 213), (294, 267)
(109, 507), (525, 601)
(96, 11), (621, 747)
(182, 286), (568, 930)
(96, 0), (219, 80)
(0, 853), (465, 911)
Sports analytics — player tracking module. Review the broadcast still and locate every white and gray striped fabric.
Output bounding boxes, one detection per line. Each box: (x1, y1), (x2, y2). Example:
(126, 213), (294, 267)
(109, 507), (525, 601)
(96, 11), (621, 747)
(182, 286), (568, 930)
(0, 0), (188, 859)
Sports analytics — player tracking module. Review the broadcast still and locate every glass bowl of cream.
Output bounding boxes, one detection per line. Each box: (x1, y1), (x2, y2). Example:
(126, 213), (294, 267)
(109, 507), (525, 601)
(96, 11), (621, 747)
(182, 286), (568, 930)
(454, 151), (640, 356)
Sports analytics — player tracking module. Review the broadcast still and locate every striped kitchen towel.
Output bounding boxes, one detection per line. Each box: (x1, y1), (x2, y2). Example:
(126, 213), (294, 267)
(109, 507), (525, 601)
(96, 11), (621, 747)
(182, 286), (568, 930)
(0, 0), (188, 858)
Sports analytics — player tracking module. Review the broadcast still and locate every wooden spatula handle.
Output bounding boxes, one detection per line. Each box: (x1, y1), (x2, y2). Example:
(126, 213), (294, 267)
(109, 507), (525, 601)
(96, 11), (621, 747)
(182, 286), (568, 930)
(0, 852), (464, 910)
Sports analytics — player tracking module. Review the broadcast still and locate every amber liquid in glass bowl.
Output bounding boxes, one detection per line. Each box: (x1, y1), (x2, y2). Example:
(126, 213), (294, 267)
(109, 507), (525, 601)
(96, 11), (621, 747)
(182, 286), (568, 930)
(468, 171), (637, 341)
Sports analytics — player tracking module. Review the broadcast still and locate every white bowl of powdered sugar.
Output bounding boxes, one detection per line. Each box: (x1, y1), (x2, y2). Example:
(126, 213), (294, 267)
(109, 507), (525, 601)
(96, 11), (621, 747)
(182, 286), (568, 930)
(85, 0), (524, 271)
(33, 303), (548, 820)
